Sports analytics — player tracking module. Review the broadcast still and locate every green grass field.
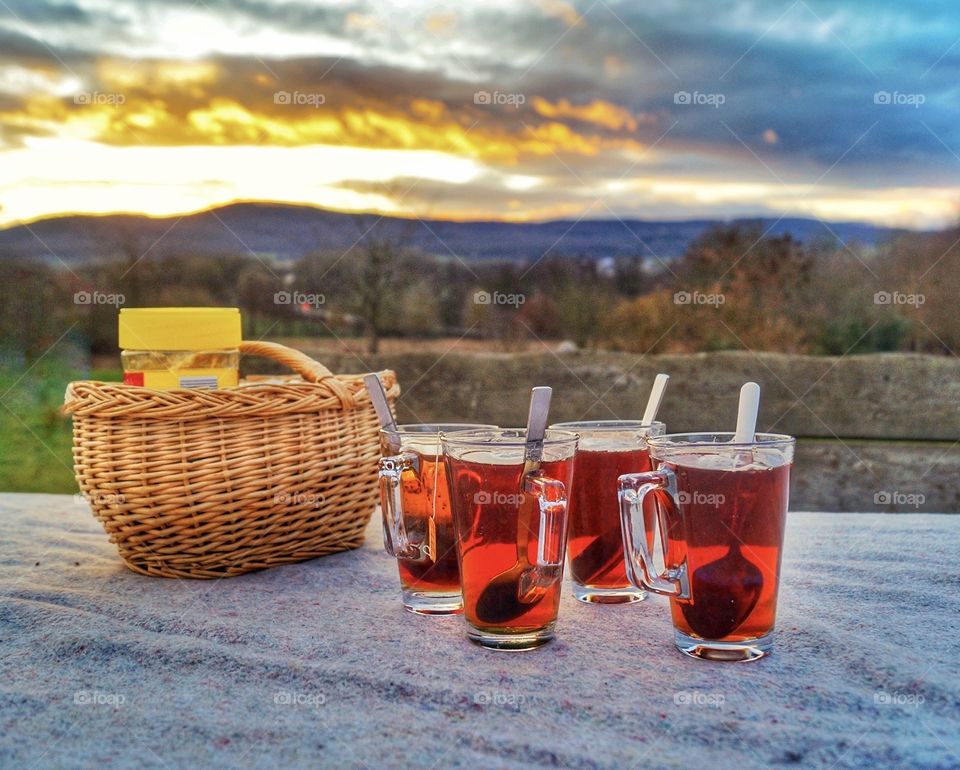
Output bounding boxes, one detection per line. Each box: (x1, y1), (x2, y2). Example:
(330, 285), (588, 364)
(0, 363), (121, 493)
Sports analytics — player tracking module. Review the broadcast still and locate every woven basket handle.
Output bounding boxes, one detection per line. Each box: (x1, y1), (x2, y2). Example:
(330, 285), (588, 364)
(240, 340), (355, 408)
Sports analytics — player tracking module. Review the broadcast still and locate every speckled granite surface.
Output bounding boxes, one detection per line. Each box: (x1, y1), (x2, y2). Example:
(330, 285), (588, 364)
(1, 494), (958, 770)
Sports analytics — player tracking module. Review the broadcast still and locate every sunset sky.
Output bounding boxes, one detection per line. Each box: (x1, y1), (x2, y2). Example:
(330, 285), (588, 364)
(0, 0), (957, 228)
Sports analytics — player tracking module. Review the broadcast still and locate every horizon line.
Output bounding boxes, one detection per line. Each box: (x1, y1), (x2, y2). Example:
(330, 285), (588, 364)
(0, 198), (935, 233)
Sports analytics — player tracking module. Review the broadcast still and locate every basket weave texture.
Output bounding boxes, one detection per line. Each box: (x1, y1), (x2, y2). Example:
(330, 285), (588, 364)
(63, 340), (398, 579)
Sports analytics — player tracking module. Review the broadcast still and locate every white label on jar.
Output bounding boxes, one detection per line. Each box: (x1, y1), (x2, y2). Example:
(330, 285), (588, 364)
(179, 376), (219, 389)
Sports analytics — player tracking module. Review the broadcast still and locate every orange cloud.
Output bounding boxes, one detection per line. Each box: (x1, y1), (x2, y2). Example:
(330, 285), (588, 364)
(0, 57), (656, 172)
(424, 12), (457, 34)
(533, 0), (583, 27)
(531, 97), (648, 132)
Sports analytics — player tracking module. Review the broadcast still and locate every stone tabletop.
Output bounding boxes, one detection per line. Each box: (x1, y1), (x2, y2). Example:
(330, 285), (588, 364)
(1, 494), (958, 769)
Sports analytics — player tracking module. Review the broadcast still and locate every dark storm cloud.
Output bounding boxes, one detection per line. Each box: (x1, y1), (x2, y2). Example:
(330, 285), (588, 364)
(489, 0), (960, 181)
(2, 0), (91, 24)
(335, 174), (789, 223)
(0, 0), (957, 190)
(180, 0), (351, 27)
(0, 26), (71, 63)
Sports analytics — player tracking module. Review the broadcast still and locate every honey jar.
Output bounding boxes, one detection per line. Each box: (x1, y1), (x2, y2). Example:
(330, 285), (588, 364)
(119, 307), (241, 390)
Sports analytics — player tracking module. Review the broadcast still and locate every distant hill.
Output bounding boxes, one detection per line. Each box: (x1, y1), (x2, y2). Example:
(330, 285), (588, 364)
(0, 202), (913, 265)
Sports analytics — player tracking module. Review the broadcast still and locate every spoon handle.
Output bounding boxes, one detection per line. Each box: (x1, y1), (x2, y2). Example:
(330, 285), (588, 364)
(521, 386), (552, 478)
(516, 386), (553, 562)
(363, 373), (397, 432)
(733, 382), (760, 444)
(641, 373), (670, 426)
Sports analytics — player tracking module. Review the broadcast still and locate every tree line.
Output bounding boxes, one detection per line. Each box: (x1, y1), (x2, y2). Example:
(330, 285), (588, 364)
(0, 221), (956, 361)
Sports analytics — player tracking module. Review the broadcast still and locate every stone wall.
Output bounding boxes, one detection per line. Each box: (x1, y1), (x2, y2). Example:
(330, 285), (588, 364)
(303, 349), (959, 512)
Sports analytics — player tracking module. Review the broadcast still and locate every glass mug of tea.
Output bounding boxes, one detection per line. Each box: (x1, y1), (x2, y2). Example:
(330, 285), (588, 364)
(378, 423), (496, 615)
(550, 420), (665, 604)
(441, 428), (578, 650)
(618, 433), (794, 661)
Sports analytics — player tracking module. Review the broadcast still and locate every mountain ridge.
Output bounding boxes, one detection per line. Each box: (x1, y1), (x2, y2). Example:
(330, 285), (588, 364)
(0, 201), (917, 264)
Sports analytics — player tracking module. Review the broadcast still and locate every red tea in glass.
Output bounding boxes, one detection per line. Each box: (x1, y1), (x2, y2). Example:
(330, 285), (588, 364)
(619, 433), (794, 661)
(552, 421), (665, 603)
(442, 429), (578, 650)
(664, 459), (788, 642)
(379, 424), (495, 615)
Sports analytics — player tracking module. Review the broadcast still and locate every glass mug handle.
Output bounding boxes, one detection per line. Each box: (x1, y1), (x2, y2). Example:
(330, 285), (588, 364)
(378, 452), (431, 561)
(618, 469), (690, 598)
(518, 474), (568, 601)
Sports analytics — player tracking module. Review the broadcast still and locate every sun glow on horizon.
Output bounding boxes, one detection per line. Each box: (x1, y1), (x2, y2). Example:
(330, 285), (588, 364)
(1, 1), (958, 232)
(0, 138), (490, 226)
(2, 130), (956, 230)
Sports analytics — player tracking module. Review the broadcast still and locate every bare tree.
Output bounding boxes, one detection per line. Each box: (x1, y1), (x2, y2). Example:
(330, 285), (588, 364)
(349, 217), (418, 354)
(356, 238), (396, 354)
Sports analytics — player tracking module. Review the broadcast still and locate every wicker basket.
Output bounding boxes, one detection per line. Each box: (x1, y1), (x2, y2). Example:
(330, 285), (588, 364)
(63, 340), (398, 579)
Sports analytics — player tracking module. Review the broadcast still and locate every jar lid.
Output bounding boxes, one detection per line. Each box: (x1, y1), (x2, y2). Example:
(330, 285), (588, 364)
(119, 308), (241, 351)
